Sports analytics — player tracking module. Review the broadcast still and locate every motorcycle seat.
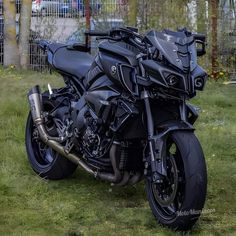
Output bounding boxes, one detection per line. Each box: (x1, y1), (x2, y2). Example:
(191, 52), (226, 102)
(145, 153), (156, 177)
(49, 43), (94, 78)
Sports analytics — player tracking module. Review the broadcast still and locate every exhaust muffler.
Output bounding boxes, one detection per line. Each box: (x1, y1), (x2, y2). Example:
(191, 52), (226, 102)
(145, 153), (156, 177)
(28, 85), (62, 143)
(28, 85), (122, 183)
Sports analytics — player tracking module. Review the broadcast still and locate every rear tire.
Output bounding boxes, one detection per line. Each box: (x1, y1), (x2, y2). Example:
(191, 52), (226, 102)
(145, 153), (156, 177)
(25, 95), (77, 180)
(145, 131), (207, 231)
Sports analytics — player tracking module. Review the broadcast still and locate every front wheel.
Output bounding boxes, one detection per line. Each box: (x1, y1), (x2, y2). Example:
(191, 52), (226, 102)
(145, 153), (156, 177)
(145, 131), (207, 231)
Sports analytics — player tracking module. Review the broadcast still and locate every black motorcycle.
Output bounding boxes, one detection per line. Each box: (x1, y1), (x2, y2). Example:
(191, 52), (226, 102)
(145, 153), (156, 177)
(26, 27), (207, 230)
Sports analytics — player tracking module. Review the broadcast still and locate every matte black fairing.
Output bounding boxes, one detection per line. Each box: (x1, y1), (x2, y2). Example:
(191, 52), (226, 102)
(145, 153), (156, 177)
(85, 75), (120, 118)
(99, 41), (139, 66)
(141, 60), (187, 92)
(98, 41), (139, 88)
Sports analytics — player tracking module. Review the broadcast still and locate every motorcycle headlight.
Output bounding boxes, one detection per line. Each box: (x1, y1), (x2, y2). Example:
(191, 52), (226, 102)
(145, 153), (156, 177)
(164, 73), (186, 91)
(166, 75), (179, 86)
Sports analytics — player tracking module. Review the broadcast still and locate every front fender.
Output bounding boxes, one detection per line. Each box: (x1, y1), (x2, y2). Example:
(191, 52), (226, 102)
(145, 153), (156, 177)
(149, 120), (194, 177)
(156, 120), (195, 136)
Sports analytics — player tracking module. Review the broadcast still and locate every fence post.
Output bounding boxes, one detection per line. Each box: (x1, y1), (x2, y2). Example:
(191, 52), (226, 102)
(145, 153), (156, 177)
(19, 0), (32, 69)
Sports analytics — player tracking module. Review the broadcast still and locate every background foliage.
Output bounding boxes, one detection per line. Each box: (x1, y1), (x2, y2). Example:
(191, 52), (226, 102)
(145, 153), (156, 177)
(2, 0), (236, 79)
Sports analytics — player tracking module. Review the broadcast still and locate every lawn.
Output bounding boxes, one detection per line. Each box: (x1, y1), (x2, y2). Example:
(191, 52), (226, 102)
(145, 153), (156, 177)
(0, 67), (235, 236)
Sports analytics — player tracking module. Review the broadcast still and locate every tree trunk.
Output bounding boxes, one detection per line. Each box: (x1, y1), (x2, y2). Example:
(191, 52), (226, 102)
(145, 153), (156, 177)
(196, 0), (207, 33)
(3, 0), (20, 67)
(211, 0), (219, 79)
(85, 0), (91, 50)
(128, 0), (138, 27)
(19, 0), (32, 69)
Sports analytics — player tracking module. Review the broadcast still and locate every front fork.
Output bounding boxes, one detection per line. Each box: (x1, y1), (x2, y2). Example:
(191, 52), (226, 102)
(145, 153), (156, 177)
(142, 90), (167, 183)
(142, 91), (190, 183)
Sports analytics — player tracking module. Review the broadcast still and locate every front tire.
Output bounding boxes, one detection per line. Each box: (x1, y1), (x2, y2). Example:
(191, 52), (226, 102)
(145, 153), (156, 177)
(146, 131), (207, 231)
(25, 95), (77, 180)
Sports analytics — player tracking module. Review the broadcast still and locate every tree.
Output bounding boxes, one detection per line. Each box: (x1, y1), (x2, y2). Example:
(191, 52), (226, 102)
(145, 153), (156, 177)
(19, 0), (32, 69)
(211, 0), (219, 78)
(196, 0), (208, 33)
(3, 0), (20, 67)
(128, 0), (138, 26)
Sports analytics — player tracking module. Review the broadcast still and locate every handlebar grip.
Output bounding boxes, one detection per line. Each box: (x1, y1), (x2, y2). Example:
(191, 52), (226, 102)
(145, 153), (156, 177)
(193, 34), (206, 57)
(85, 30), (109, 37)
(193, 33), (206, 42)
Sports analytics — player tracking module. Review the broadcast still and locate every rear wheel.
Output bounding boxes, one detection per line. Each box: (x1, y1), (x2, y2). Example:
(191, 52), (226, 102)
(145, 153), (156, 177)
(25, 95), (77, 180)
(145, 131), (207, 231)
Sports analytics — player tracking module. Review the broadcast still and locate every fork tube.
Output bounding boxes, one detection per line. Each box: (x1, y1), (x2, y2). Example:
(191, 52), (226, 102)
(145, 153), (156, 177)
(179, 96), (187, 121)
(142, 90), (154, 138)
(139, 58), (156, 165)
(142, 90), (156, 164)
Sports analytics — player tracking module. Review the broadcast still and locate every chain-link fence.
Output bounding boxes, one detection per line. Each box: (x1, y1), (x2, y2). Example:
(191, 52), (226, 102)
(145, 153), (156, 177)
(28, 0), (127, 71)
(0, 0), (127, 69)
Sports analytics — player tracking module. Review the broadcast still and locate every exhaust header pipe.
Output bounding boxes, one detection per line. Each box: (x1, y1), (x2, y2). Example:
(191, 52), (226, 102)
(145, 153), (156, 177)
(27, 85), (122, 183)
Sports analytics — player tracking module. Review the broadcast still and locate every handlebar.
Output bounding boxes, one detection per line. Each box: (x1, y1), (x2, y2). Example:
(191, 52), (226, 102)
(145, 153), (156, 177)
(85, 27), (147, 53)
(85, 28), (206, 56)
(193, 33), (206, 42)
(85, 30), (110, 37)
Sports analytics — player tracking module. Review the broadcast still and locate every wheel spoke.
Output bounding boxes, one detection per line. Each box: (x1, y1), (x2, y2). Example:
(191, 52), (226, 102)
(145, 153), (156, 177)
(166, 203), (176, 214)
(44, 149), (54, 163)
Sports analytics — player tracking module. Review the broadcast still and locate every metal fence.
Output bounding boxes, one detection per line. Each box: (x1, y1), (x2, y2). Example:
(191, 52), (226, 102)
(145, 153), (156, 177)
(0, 0), (126, 69)
(28, 0), (126, 71)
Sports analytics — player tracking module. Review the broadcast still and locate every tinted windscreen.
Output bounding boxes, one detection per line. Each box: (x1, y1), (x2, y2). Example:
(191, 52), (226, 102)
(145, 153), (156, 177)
(146, 30), (197, 72)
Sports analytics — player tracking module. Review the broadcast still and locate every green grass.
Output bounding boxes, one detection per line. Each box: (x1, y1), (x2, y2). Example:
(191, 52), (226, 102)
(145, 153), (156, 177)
(0, 67), (235, 236)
